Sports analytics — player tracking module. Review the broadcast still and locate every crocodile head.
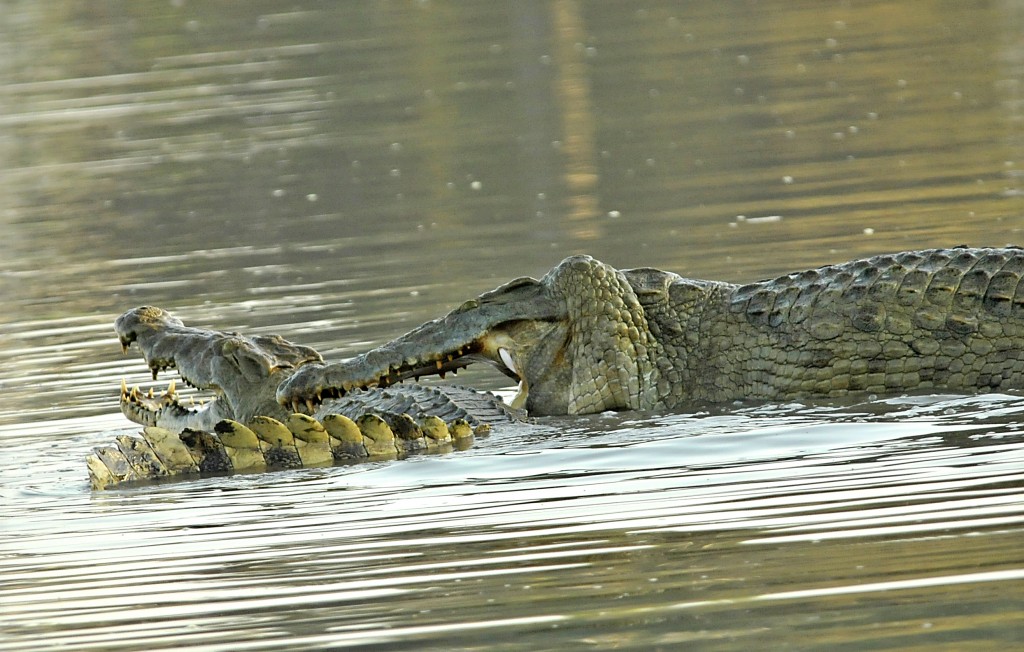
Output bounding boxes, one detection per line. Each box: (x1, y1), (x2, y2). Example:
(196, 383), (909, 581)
(277, 255), (661, 416)
(115, 306), (322, 430)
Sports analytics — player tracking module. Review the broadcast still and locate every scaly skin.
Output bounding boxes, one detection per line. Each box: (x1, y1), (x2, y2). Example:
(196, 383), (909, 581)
(114, 306), (322, 431)
(114, 306), (518, 430)
(91, 307), (521, 489)
(277, 247), (1024, 415)
(87, 412), (481, 490)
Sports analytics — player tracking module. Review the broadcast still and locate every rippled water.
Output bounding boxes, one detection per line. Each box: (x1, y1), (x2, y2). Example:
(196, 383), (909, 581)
(2, 1), (1023, 650)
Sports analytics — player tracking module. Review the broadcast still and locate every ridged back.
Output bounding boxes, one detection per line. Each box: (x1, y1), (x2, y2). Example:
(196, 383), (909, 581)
(728, 247), (1024, 339)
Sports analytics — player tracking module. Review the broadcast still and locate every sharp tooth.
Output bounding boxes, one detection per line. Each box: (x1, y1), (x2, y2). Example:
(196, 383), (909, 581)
(436, 360), (443, 370)
(189, 396), (195, 406)
(510, 379), (528, 411)
(305, 399), (316, 414)
(499, 348), (518, 375)
(166, 379), (176, 396)
(147, 387), (155, 399)
(120, 378), (128, 398)
(130, 386), (141, 402)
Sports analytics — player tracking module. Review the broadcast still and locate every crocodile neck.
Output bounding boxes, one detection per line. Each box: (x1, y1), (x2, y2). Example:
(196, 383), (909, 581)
(624, 270), (739, 408)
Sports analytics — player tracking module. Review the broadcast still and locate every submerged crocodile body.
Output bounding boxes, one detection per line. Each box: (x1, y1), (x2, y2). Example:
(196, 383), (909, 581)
(97, 246), (1024, 488)
(89, 307), (521, 489)
(277, 247), (1024, 415)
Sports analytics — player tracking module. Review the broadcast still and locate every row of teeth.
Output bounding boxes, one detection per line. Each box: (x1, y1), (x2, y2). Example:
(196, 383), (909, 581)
(293, 353), (471, 413)
(121, 345), (206, 407)
(286, 346), (517, 415)
(148, 361), (176, 381)
(146, 364), (201, 390)
(120, 378), (209, 408)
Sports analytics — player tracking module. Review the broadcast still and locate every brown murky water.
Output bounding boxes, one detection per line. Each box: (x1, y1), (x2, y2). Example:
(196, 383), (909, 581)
(2, 1), (1023, 650)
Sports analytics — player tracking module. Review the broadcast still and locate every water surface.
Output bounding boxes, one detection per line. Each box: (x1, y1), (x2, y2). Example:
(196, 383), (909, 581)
(2, 1), (1023, 649)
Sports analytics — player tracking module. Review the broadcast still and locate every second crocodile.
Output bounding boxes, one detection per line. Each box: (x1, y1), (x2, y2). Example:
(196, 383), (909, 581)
(90, 306), (522, 489)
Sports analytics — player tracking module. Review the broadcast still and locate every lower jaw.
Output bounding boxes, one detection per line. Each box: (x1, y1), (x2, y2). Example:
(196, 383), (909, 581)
(120, 399), (209, 429)
(120, 401), (160, 427)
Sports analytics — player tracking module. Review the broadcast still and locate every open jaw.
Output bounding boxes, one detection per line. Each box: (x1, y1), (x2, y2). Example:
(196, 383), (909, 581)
(284, 332), (526, 407)
(119, 370), (233, 431)
(276, 273), (576, 415)
(115, 306), (322, 430)
(275, 255), (664, 416)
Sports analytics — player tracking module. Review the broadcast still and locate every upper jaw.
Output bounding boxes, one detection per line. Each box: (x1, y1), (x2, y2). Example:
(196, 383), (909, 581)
(274, 334), (518, 413)
(275, 280), (565, 413)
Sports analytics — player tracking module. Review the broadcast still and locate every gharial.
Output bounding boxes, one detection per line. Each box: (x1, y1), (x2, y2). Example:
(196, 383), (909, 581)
(94, 246), (1024, 489)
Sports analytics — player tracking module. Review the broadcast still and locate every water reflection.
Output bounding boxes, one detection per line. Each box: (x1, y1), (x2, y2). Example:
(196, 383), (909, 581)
(4, 1), (1024, 289)
(2, 1), (1024, 650)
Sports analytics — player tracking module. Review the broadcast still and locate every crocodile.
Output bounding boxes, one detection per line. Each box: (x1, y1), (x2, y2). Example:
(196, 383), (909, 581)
(276, 247), (1024, 416)
(88, 306), (522, 489)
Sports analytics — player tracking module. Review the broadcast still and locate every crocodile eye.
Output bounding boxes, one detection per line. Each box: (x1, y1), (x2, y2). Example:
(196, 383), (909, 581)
(478, 276), (543, 305)
(502, 277), (540, 291)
